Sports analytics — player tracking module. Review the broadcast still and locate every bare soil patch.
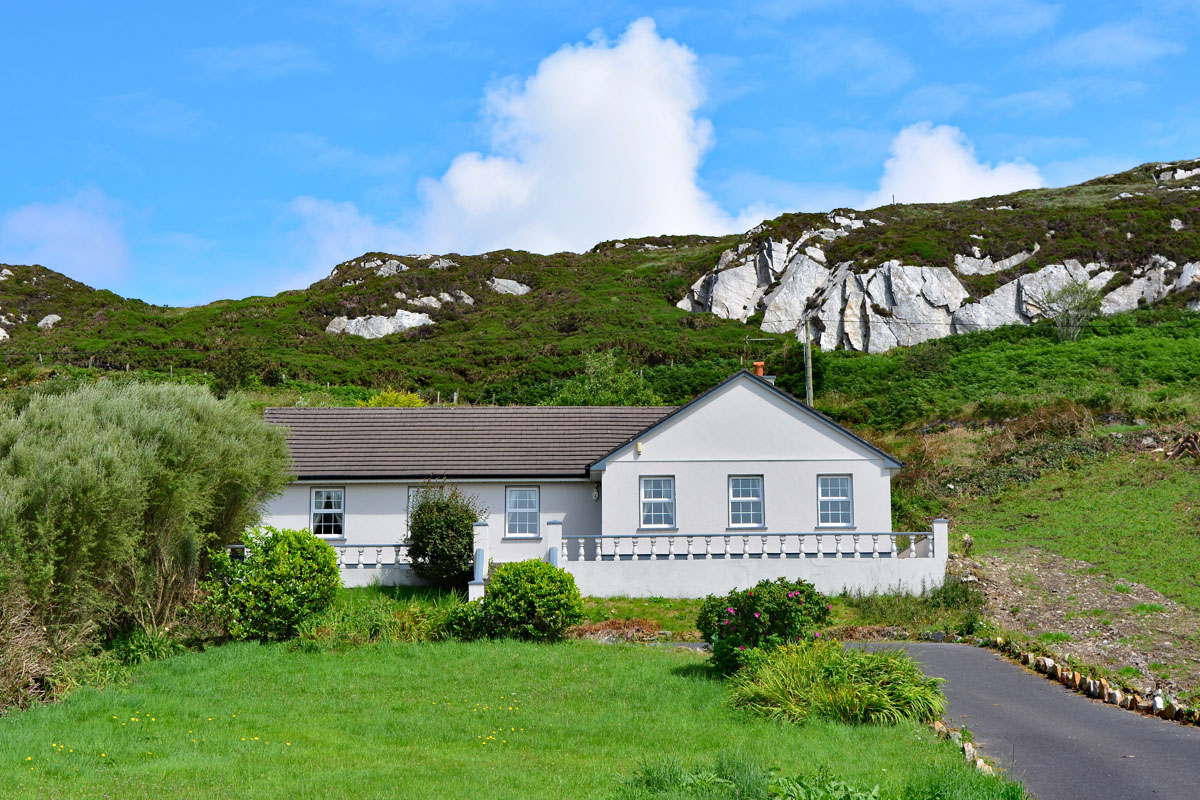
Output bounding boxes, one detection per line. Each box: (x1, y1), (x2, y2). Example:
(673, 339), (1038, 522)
(971, 548), (1200, 701)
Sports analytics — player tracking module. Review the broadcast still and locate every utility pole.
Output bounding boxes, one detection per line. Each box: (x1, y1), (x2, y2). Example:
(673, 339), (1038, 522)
(803, 316), (814, 406)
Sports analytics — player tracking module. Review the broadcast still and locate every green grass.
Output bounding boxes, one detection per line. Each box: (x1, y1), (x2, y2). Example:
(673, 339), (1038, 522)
(580, 596), (705, 639)
(0, 640), (1013, 799)
(1038, 632), (1072, 644)
(955, 453), (1200, 610)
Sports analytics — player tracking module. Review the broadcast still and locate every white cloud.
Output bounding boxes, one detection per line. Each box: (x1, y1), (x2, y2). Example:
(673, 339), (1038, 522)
(864, 123), (1044, 208)
(0, 189), (132, 286)
(288, 18), (763, 274)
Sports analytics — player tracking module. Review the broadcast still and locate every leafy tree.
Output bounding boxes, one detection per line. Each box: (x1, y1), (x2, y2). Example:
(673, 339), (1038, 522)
(0, 382), (290, 635)
(542, 351), (664, 406)
(1031, 280), (1103, 342)
(356, 388), (427, 407)
(407, 481), (487, 589)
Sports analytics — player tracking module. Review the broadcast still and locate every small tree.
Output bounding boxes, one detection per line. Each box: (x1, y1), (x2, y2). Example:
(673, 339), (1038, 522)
(1031, 279), (1103, 342)
(406, 481), (487, 589)
(357, 388), (426, 407)
(542, 351), (664, 406)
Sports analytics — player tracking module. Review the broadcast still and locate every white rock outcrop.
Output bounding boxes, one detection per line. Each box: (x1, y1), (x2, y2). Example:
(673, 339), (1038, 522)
(679, 231), (1200, 353)
(488, 277), (531, 296)
(375, 259), (407, 277)
(37, 314), (61, 330)
(0, 268), (13, 281)
(453, 290), (475, 305)
(1171, 218), (1185, 231)
(325, 310), (434, 339)
(429, 258), (457, 269)
(953, 244), (1039, 276)
(413, 296), (442, 309)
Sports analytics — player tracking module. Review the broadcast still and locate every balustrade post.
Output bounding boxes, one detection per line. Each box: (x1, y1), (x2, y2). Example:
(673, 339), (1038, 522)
(852, 534), (860, 559)
(375, 546), (383, 566)
(686, 536), (694, 560)
(871, 533), (879, 559)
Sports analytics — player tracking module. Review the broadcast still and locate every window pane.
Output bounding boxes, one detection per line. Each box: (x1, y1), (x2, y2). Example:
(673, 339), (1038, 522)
(641, 477), (674, 527)
(817, 476), (852, 526)
(506, 488), (539, 535)
(314, 489), (342, 510)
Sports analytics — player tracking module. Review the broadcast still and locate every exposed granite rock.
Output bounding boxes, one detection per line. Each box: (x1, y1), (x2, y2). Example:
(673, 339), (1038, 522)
(325, 309), (434, 339)
(488, 277), (531, 296)
(761, 255), (829, 334)
(0, 268), (13, 281)
(37, 314), (62, 330)
(953, 244), (1039, 276)
(375, 259), (407, 277)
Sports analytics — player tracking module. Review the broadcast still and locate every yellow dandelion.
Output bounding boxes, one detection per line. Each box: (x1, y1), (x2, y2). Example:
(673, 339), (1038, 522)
(286, 742), (291, 746)
(101, 753), (106, 758)
(25, 757), (31, 761)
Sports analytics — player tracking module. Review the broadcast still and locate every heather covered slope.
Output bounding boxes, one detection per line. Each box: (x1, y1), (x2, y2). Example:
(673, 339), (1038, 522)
(0, 158), (1197, 401)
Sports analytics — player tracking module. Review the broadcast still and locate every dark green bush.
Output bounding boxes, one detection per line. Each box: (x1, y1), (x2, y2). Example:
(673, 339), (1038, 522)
(407, 481), (487, 589)
(698, 578), (832, 673)
(482, 560), (584, 641)
(200, 527), (340, 641)
(729, 640), (946, 725)
(441, 600), (488, 641)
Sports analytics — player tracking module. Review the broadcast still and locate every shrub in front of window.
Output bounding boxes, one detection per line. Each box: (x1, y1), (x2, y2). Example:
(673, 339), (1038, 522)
(200, 526), (340, 641)
(697, 578), (832, 674)
(480, 560), (583, 641)
(407, 481), (487, 590)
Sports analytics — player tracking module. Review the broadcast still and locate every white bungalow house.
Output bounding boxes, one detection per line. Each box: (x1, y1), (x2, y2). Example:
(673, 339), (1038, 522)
(260, 371), (947, 598)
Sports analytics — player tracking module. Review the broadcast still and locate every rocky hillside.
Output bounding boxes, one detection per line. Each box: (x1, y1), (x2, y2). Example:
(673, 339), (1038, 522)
(0, 158), (1198, 394)
(677, 158), (1200, 352)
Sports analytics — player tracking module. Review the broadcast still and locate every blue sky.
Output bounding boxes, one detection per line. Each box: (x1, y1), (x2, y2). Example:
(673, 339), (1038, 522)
(1, 1), (1197, 305)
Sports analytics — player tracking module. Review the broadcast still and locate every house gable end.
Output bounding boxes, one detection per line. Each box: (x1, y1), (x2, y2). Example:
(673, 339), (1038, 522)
(591, 372), (901, 471)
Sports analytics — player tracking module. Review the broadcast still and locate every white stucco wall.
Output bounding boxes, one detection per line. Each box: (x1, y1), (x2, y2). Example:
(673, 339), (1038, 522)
(594, 378), (895, 536)
(259, 479), (601, 580)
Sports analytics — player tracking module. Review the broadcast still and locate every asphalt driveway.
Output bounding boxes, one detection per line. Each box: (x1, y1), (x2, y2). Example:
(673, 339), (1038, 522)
(856, 642), (1200, 800)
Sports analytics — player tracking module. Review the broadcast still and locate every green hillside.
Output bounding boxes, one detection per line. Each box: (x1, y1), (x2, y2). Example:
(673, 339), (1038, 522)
(1, 158), (1198, 405)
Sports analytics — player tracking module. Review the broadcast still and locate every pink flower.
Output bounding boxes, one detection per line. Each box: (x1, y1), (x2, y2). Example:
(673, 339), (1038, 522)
(826, 604), (832, 610)
(739, 646), (745, 650)
(754, 612), (761, 618)
(813, 632), (820, 638)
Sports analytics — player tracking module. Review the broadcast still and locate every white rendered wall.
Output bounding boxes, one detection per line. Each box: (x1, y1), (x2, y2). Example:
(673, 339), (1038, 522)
(597, 378), (895, 536)
(259, 479), (600, 585)
(565, 552), (945, 598)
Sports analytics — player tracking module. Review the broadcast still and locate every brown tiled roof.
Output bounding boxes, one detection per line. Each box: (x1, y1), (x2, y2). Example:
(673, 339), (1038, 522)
(264, 406), (675, 480)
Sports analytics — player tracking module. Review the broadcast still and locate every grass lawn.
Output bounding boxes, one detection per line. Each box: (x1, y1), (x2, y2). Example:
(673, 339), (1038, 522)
(0, 640), (1014, 799)
(580, 596), (704, 639)
(954, 453), (1200, 610)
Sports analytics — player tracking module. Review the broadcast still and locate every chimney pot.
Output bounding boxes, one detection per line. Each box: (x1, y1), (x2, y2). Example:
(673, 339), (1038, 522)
(752, 361), (765, 377)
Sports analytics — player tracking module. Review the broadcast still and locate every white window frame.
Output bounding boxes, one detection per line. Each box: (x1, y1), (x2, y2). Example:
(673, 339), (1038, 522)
(817, 475), (854, 528)
(728, 475), (765, 528)
(310, 487), (346, 538)
(505, 486), (541, 538)
(639, 476), (676, 529)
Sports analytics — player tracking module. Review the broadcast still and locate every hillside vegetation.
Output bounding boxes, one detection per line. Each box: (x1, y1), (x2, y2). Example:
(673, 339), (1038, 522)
(1, 158), (1198, 406)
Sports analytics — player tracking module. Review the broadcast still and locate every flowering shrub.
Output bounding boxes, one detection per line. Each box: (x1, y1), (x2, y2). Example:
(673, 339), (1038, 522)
(697, 578), (832, 673)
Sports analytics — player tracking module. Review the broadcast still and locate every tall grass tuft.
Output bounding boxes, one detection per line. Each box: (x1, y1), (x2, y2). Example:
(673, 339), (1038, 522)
(296, 586), (463, 648)
(729, 640), (946, 725)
